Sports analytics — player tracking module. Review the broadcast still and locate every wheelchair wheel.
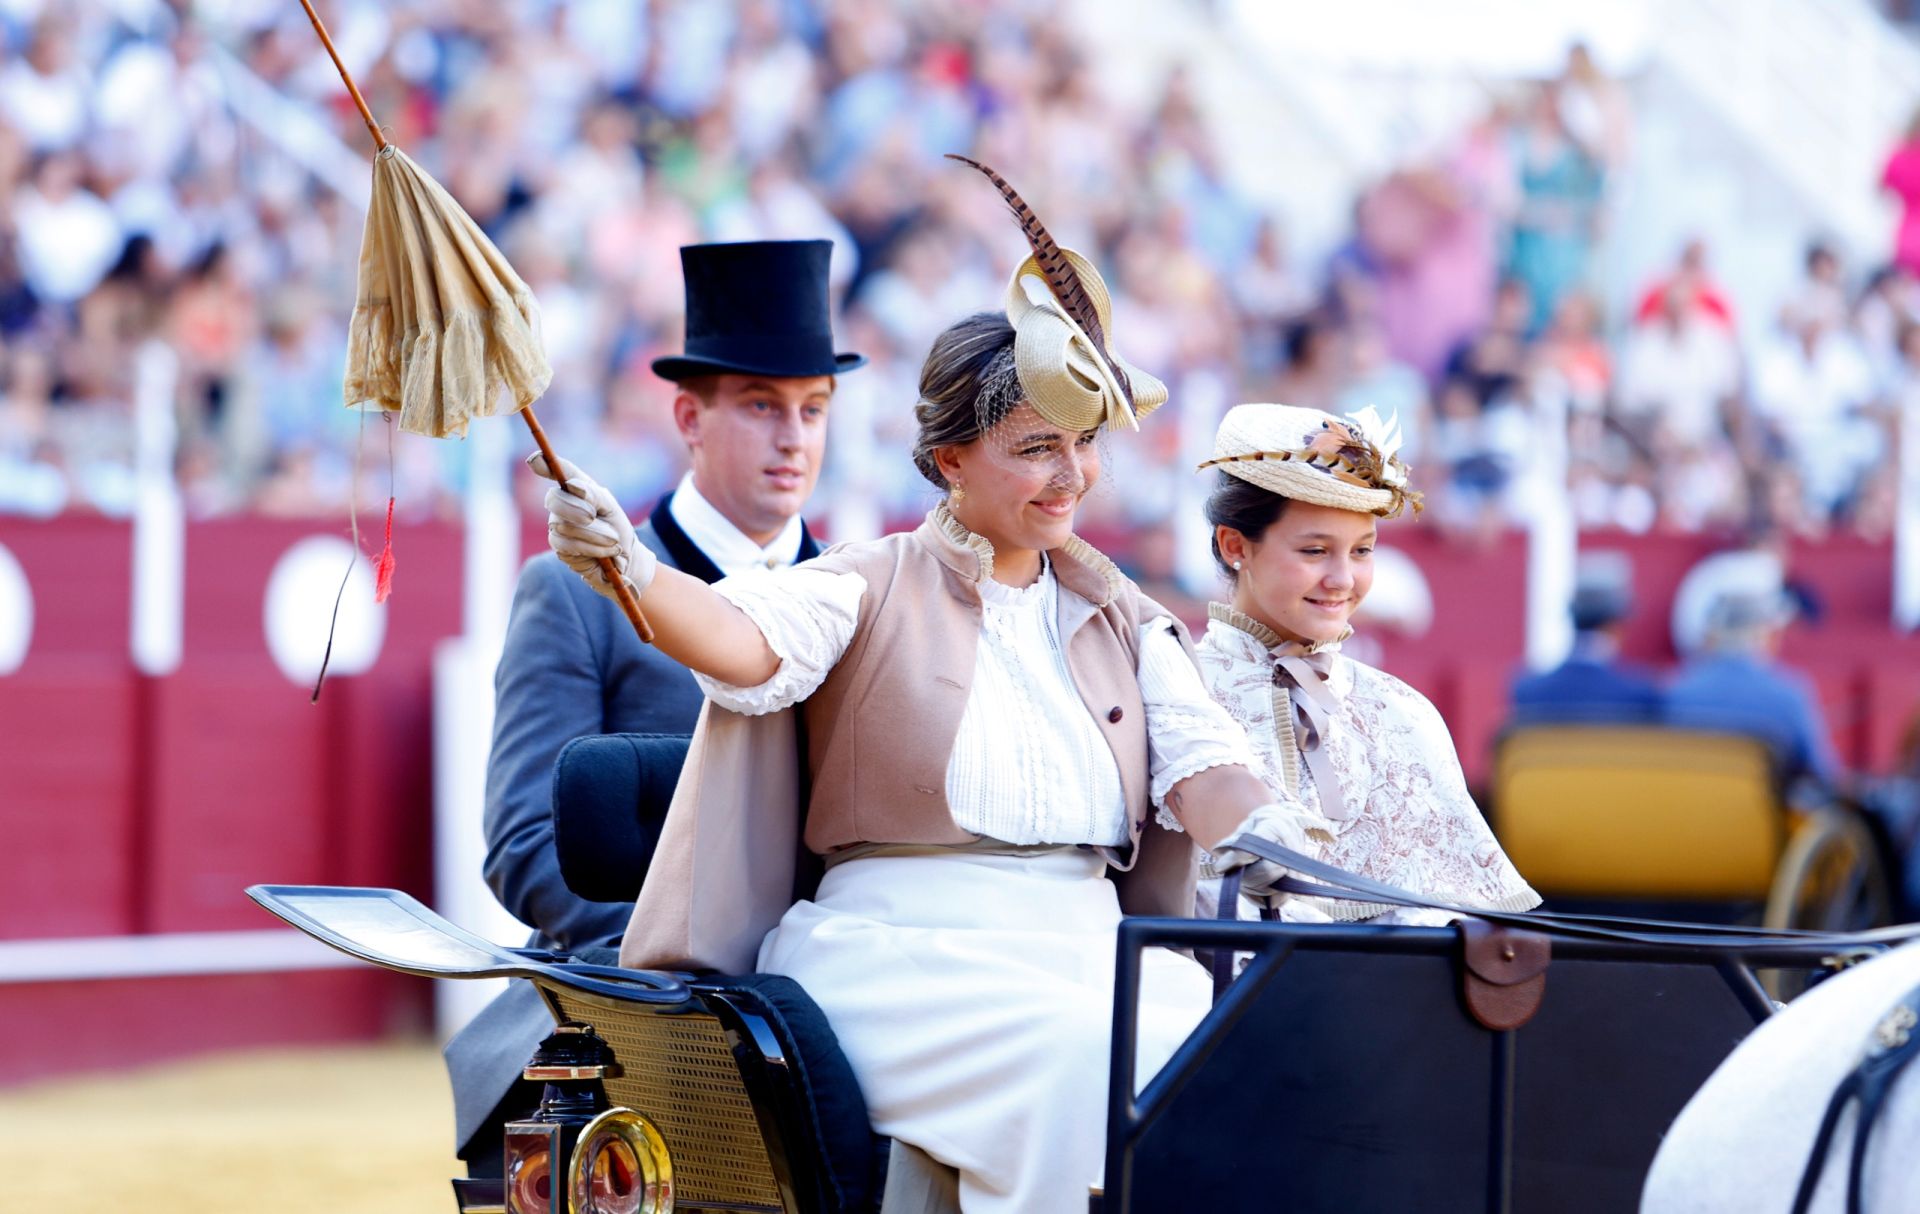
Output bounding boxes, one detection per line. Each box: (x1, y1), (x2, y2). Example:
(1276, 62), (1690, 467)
(1760, 809), (1893, 1000)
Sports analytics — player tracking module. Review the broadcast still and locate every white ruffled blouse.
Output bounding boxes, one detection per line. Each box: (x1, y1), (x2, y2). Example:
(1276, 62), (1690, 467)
(696, 547), (1255, 848)
(1194, 604), (1539, 920)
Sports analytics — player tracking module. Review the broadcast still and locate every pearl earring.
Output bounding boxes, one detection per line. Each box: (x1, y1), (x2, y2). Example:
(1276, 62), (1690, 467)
(951, 482), (966, 506)
(1232, 560), (1243, 571)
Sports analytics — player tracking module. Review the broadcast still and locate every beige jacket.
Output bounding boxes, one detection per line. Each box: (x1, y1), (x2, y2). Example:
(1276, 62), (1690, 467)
(619, 509), (1199, 972)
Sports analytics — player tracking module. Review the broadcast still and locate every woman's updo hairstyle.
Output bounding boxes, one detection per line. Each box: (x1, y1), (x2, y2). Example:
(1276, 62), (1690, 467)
(911, 312), (1024, 489)
(1205, 471), (1289, 582)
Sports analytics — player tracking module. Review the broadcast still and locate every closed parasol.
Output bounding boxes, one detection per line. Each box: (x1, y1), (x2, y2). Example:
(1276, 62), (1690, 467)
(295, 0), (653, 643)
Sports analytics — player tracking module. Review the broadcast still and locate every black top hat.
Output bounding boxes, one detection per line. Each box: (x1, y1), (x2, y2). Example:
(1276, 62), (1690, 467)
(650, 240), (866, 382)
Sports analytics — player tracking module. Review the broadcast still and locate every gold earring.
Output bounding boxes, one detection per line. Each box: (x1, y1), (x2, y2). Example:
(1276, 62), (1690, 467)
(950, 482), (966, 506)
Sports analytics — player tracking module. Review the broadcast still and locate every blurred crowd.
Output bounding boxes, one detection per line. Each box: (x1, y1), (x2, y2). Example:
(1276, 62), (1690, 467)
(0, 0), (1914, 554)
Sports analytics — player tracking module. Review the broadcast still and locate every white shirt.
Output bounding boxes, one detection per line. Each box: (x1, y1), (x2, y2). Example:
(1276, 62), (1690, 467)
(667, 472), (805, 575)
(1617, 319), (1739, 447)
(692, 560), (1253, 846)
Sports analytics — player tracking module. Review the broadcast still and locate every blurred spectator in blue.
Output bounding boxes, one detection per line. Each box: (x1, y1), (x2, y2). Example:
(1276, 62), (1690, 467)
(1666, 587), (1842, 788)
(1511, 553), (1662, 724)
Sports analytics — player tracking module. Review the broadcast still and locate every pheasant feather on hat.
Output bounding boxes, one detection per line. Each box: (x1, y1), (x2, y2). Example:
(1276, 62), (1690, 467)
(947, 154), (1166, 432)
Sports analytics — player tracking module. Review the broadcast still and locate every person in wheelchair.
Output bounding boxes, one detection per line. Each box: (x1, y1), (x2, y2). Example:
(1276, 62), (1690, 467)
(532, 242), (1316, 1210)
(1190, 403), (1538, 923)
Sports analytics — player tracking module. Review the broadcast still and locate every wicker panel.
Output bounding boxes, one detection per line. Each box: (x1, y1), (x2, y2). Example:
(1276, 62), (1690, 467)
(546, 988), (784, 1212)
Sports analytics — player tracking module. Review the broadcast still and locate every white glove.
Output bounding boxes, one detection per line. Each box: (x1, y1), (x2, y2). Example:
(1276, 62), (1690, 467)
(1207, 802), (1319, 900)
(527, 452), (657, 603)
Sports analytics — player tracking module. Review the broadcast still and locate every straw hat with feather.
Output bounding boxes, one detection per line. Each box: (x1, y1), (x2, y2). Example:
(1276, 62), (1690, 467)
(1004, 246), (1166, 432)
(1200, 402), (1421, 519)
(949, 154), (1166, 433)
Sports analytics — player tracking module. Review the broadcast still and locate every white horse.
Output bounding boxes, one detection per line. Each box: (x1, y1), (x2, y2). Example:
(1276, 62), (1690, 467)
(1641, 940), (1920, 1213)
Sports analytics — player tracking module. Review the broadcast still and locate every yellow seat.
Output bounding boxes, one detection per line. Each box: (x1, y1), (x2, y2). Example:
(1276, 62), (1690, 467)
(1491, 726), (1784, 900)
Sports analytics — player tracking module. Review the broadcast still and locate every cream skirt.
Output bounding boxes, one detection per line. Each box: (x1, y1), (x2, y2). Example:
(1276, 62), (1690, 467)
(758, 848), (1211, 1214)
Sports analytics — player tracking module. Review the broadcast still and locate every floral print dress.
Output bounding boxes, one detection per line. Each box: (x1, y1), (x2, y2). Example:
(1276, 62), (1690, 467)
(1188, 604), (1539, 922)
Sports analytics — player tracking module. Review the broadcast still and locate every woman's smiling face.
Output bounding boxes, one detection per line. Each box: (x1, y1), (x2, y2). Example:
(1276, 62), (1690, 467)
(937, 403), (1101, 568)
(1218, 499), (1377, 645)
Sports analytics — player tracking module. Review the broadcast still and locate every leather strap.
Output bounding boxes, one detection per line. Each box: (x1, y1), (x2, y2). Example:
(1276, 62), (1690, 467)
(1208, 870), (1246, 999)
(1790, 980), (1920, 1214)
(1230, 835), (1920, 952)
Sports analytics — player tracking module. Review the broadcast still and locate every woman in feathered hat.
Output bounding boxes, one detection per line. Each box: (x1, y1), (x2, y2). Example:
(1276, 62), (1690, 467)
(531, 164), (1318, 1211)
(1191, 402), (1538, 922)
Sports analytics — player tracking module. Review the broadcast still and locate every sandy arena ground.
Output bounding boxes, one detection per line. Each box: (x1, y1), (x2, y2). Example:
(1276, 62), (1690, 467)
(0, 1042), (458, 1213)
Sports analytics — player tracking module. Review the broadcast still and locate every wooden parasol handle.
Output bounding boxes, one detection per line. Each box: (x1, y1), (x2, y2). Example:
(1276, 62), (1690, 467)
(522, 406), (657, 645)
(294, 0), (389, 152)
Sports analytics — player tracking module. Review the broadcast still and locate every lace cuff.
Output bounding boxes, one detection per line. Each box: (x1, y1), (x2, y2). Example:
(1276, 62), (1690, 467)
(695, 567), (866, 715)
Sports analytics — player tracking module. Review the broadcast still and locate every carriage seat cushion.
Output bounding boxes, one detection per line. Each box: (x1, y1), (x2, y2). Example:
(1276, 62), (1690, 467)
(552, 732), (691, 903)
(699, 972), (881, 1213)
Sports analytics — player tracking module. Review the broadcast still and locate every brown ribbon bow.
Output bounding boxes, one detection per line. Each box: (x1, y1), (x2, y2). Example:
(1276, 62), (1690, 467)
(1271, 644), (1355, 822)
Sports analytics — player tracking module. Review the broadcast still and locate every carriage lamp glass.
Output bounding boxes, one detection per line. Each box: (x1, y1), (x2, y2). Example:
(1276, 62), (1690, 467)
(503, 1022), (630, 1214)
(569, 1107), (674, 1214)
(504, 1123), (562, 1214)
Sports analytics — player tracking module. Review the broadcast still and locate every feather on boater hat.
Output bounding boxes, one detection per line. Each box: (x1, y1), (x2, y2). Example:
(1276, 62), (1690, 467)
(948, 155), (1167, 432)
(1200, 403), (1422, 519)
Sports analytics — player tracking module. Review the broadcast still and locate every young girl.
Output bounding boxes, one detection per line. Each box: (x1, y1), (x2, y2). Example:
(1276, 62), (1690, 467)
(1190, 402), (1538, 922)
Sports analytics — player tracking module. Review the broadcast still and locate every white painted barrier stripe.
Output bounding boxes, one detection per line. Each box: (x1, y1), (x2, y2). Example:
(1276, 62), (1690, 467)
(0, 930), (367, 983)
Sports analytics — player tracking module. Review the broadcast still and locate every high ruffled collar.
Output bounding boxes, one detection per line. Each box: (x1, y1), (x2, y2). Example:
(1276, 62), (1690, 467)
(1206, 602), (1349, 656)
(932, 499), (1001, 581)
(926, 501), (1122, 606)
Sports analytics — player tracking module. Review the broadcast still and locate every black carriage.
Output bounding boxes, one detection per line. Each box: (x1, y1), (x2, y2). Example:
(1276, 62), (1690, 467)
(249, 731), (1913, 1214)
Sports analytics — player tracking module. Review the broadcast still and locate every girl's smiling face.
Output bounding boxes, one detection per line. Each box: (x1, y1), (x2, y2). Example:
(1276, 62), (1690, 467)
(1218, 499), (1377, 645)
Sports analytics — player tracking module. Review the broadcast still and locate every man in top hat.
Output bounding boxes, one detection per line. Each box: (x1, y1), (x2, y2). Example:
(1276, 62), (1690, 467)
(444, 239), (863, 1176)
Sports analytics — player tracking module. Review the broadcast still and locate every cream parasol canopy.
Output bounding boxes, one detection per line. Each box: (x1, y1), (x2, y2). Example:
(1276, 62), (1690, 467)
(296, 0), (653, 643)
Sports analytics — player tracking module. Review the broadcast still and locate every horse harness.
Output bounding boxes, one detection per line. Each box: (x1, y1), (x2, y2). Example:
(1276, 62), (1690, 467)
(1790, 979), (1920, 1214)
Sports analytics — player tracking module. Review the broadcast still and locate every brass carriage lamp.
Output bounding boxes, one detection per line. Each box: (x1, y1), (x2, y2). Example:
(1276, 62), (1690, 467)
(502, 1022), (673, 1214)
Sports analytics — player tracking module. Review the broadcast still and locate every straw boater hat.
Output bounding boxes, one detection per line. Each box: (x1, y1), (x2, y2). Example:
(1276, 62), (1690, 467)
(1199, 403), (1421, 519)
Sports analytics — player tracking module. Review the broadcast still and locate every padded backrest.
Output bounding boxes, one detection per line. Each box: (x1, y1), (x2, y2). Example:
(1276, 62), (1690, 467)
(1491, 725), (1784, 899)
(551, 733), (692, 902)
